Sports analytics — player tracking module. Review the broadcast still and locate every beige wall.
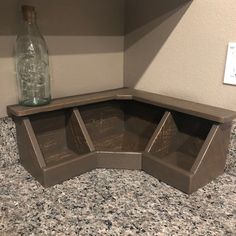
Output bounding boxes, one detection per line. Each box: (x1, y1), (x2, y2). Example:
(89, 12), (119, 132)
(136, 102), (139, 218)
(125, 0), (236, 111)
(0, 0), (124, 118)
(0, 36), (124, 117)
(1, 0), (236, 117)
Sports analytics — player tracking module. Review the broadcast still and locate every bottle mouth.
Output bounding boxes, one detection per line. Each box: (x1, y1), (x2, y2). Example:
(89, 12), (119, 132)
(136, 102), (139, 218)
(22, 5), (36, 23)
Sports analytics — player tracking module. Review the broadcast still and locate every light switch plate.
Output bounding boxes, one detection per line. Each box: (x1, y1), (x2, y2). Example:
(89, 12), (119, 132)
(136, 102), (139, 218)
(224, 42), (236, 85)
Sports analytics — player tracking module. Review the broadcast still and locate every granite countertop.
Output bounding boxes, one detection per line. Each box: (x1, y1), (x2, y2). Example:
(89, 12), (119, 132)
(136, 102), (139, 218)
(0, 117), (236, 236)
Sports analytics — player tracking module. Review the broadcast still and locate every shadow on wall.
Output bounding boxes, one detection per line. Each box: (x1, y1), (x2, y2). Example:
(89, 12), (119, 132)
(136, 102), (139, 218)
(0, 0), (125, 57)
(124, 0), (193, 87)
(0, 0), (124, 36)
(0, 0), (192, 60)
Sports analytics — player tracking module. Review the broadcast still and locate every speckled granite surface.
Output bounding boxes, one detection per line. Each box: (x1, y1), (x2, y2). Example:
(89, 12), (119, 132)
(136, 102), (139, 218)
(0, 117), (236, 236)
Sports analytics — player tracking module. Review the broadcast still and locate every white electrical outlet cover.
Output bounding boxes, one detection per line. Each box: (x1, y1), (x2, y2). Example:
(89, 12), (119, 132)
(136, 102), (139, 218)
(224, 42), (236, 85)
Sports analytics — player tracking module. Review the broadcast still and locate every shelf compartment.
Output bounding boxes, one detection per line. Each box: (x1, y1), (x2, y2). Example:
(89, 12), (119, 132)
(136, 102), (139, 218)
(14, 108), (96, 187)
(143, 112), (232, 193)
(29, 109), (91, 166)
(79, 100), (165, 152)
(149, 111), (212, 171)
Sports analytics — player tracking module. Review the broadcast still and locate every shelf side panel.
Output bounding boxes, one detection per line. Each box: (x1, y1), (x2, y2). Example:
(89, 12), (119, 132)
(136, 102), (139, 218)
(14, 117), (46, 184)
(190, 123), (232, 193)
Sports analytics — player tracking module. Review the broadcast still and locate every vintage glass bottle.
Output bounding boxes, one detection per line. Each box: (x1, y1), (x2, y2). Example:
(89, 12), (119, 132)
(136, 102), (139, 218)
(15, 5), (51, 106)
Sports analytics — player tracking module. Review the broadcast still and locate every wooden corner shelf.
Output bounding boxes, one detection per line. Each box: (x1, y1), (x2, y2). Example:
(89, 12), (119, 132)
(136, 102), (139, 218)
(7, 88), (236, 193)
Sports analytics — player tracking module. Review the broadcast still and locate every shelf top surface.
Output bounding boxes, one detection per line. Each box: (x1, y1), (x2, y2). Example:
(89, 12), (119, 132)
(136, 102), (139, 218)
(7, 88), (236, 123)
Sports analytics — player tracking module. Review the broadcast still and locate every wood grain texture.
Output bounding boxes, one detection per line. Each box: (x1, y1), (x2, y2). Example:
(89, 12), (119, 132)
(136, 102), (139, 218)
(7, 88), (236, 123)
(122, 100), (164, 137)
(66, 109), (91, 155)
(79, 100), (164, 152)
(79, 101), (124, 151)
(145, 111), (171, 152)
(72, 108), (95, 152)
(30, 109), (90, 166)
(149, 112), (213, 171)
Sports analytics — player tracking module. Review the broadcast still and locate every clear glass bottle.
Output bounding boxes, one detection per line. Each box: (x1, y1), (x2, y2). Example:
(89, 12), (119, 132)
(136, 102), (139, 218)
(15, 5), (51, 106)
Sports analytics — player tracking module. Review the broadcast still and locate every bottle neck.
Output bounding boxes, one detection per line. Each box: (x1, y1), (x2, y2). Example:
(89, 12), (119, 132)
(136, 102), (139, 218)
(18, 19), (41, 39)
(18, 6), (44, 41)
(24, 17), (36, 25)
(22, 5), (36, 24)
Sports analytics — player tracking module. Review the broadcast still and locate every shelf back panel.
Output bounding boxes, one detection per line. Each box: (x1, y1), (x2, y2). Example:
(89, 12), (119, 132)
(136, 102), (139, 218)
(79, 100), (165, 152)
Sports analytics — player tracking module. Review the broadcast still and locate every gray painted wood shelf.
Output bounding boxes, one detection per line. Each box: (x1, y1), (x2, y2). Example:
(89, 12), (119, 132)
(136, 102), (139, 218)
(7, 88), (236, 193)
